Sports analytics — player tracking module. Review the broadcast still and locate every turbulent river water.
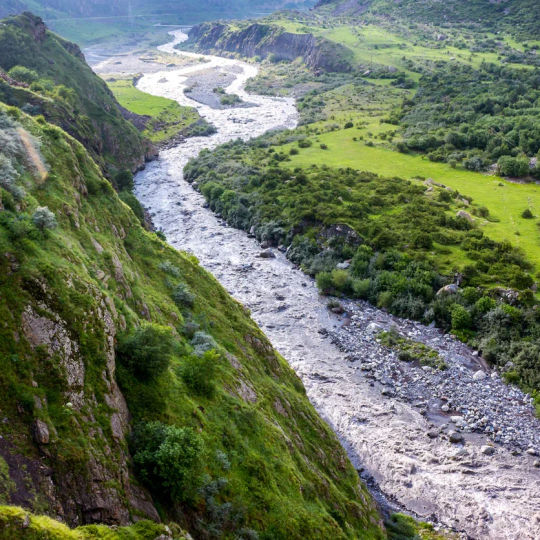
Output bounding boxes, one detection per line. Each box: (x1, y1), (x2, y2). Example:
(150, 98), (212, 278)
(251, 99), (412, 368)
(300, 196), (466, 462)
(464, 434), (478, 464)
(95, 30), (540, 539)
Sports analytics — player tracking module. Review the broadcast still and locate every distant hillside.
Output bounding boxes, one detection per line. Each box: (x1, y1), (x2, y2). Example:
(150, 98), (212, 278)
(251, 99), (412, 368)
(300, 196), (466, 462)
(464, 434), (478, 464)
(0, 12), (155, 177)
(316, 0), (540, 38)
(0, 1), (317, 44)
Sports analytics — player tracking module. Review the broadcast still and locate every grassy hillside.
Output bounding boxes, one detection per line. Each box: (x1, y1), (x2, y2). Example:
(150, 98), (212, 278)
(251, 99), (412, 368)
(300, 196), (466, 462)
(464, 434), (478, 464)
(0, 12), (154, 177)
(0, 506), (189, 540)
(0, 100), (385, 536)
(316, 0), (540, 40)
(105, 78), (208, 144)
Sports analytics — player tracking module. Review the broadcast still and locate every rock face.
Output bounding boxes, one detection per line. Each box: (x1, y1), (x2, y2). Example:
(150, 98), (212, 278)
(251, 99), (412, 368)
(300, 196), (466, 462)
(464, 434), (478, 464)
(188, 22), (354, 73)
(13, 293), (158, 526)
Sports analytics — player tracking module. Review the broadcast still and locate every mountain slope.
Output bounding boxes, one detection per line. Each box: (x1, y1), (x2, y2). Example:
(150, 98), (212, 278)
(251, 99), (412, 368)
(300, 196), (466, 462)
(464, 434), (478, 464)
(0, 98), (384, 536)
(316, 0), (540, 38)
(0, 13), (155, 177)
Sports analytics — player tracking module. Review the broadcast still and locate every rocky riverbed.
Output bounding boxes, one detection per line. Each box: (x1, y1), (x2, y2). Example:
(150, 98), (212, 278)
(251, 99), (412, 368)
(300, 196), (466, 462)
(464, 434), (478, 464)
(95, 29), (540, 539)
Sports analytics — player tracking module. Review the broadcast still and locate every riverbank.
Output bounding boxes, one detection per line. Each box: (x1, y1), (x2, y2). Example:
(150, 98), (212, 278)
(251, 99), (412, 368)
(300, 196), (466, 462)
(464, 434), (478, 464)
(130, 30), (540, 539)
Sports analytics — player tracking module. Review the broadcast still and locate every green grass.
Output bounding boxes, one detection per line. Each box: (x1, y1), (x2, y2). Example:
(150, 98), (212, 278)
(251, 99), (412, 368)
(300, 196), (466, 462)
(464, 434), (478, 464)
(284, 130), (540, 271)
(0, 505), (187, 539)
(106, 78), (200, 143)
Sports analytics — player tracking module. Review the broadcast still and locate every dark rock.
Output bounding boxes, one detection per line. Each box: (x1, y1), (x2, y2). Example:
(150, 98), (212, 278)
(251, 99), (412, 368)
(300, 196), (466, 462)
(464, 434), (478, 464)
(259, 250), (276, 259)
(32, 419), (49, 444)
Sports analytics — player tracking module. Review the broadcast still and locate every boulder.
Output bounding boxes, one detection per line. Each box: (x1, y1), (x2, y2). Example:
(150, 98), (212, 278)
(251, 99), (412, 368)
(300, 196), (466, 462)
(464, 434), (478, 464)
(481, 445), (495, 456)
(259, 250), (276, 259)
(436, 284), (459, 296)
(32, 419), (50, 445)
(448, 430), (464, 444)
(456, 210), (474, 223)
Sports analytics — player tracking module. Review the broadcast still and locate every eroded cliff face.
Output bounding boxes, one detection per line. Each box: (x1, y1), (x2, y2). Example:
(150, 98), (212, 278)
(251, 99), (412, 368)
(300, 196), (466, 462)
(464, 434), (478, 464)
(188, 22), (353, 72)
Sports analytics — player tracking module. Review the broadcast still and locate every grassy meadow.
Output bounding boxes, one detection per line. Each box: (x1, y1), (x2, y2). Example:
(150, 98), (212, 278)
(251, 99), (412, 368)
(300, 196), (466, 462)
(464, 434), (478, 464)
(107, 78), (200, 142)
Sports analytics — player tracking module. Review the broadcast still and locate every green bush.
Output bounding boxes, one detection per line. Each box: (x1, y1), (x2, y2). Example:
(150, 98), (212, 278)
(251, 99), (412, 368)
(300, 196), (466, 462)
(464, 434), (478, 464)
(114, 170), (134, 191)
(181, 350), (219, 397)
(32, 206), (57, 232)
(131, 422), (204, 502)
(498, 155), (530, 177)
(119, 190), (145, 226)
(451, 304), (472, 330)
(8, 65), (39, 84)
(190, 331), (217, 356)
(116, 323), (175, 380)
(521, 208), (534, 219)
(173, 282), (195, 308)
(316, 271), (334, 293)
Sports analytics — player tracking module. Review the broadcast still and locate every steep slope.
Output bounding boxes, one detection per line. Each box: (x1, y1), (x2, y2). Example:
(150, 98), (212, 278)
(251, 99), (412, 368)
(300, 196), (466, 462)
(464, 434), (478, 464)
(0, 102), (384, 537)
(187, 22), (354, 72)
(0, 13), (155, 177)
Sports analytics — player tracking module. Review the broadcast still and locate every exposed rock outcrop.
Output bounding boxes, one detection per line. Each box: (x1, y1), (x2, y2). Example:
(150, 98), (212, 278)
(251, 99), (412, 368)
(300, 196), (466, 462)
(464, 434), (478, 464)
(188, 22), (354, 73)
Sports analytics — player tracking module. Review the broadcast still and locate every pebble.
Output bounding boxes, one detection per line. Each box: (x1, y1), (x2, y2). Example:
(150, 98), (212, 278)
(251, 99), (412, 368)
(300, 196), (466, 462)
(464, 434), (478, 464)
(473, 370), (487, 381)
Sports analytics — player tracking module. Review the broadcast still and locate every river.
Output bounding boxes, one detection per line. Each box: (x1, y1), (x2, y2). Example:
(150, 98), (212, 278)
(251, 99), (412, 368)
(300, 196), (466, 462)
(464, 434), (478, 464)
(95, 30), (540, 539)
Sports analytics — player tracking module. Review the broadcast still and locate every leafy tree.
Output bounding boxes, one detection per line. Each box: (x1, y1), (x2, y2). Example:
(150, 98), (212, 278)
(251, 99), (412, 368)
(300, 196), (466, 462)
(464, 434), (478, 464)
(8, 65), (39, 84)
(116, 323), (175, 380)
(131, 422), (204, 502)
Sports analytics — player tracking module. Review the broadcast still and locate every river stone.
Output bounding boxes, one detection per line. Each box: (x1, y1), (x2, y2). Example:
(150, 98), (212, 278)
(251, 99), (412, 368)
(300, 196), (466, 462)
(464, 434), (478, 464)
(448, 430), (464, 443)
(259, 250), (276, 259)
(473, 370), (487, 381)
(481, 445), (495, 456)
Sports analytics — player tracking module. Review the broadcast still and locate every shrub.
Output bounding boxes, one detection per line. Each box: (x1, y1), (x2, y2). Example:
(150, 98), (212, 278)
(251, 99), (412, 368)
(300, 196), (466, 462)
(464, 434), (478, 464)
(331, 269), (350, 291)
(173, 282), (195, 308)
(32, 207), (57, 232)
(191, 331), (217, 356)
(344, 121), (354, 129)
(298, 139), (312, 148)
(181, 349), (219, 397)
(451, 304), (472, 330)
(498, 155), (530, 177)
(521, 208), (534, 219)
(114, 170), (134, 191)
(8, 65), (39, 84)
(289, 148), (299, 155)
(316, 271), (333, 294)
(158, 260), (180, 277)
(119, 190), (145, 225)
(117, 323), (175, 380)
(0, 155), (25, 200)
(352, 278), (371, 299)
(131, 422), (204, 502)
